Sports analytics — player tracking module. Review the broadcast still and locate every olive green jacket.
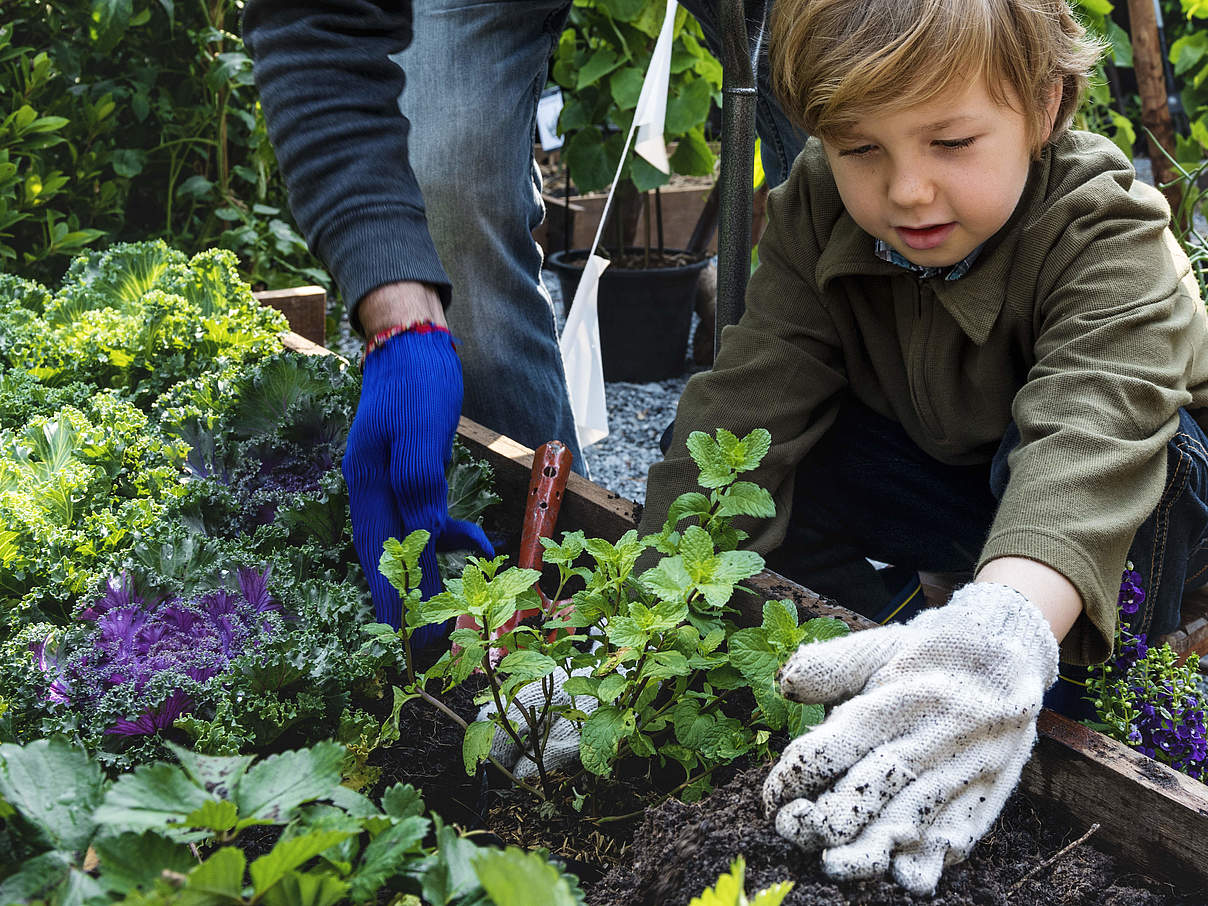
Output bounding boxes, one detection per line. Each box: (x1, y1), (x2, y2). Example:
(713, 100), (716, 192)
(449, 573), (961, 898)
(640, 130), (1207, 665)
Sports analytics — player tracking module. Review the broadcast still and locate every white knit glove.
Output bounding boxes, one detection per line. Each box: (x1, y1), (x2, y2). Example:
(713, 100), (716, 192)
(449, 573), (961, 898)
(479, 667), (596, 781)
(762, 583), (1059, 896)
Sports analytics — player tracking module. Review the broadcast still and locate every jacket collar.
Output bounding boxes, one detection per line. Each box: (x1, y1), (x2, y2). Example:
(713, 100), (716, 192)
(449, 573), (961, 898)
(813, 149), (1053, 346)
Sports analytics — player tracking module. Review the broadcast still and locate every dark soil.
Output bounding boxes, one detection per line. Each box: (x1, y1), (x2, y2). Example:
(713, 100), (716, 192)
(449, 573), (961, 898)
(588, 764), (1205, 906)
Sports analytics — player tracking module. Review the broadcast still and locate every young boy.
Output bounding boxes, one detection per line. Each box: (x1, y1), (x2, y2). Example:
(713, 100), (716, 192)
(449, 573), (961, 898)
(640, 0), (1208, 895)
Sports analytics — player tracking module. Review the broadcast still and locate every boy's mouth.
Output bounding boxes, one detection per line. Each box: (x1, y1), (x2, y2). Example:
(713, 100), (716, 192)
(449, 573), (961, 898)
(895, 222), (956, 251)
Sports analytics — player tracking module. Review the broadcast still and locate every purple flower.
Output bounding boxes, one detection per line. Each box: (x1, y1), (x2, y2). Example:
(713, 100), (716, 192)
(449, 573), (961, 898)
(1118, 569), (1146, 616)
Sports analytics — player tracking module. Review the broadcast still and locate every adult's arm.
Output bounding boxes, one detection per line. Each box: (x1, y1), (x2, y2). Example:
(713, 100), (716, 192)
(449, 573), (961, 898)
(242, 0), (451, 331)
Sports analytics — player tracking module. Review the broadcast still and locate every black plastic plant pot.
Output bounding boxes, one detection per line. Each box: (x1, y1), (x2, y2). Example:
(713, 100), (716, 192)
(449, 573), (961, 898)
(547, 247), (710, 383)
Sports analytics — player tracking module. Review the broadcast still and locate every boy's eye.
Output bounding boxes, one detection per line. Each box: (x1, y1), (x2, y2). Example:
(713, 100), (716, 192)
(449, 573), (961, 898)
(838, 144), (876, 157)
(934, 137), (975, 150)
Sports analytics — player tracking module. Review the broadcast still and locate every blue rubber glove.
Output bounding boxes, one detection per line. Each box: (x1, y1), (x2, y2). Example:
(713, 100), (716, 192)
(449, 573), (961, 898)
(343, 328), (493, 648)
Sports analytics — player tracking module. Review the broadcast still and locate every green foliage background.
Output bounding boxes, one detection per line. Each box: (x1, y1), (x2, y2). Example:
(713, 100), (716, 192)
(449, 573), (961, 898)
(1, 0), (1206, 295)
(2, 1), (327, 291)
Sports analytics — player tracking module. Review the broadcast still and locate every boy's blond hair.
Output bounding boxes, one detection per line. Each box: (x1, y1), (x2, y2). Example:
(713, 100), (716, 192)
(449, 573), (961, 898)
(770, 0), (1104, 155)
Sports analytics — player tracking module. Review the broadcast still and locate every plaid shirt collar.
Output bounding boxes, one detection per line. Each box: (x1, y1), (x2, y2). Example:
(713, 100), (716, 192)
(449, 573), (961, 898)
(874, 239), (982, 281)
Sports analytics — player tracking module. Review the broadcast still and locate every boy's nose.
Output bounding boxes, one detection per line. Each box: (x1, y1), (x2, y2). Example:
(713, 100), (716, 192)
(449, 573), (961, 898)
(887, 167), (935, 208)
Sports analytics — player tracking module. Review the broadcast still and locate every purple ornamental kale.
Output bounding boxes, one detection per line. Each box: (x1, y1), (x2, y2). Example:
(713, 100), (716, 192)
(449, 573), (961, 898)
(34, 567), (285, 738)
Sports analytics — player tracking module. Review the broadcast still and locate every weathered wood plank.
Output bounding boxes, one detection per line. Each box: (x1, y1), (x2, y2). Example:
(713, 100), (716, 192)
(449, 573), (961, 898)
(255, 286), (327, 347)
(455, 416), (1208, 890)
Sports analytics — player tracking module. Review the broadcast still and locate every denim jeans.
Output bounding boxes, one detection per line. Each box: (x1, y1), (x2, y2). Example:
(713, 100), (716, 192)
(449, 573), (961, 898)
(765, 400), (1208, 718)
(393, 0), (806, 475)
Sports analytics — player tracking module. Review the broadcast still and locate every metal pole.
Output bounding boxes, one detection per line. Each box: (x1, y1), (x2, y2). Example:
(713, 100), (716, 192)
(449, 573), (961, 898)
(714, 0), (759, 360)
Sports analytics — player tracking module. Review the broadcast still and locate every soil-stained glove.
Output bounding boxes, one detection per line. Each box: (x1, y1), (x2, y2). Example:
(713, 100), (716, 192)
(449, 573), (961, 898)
(479, 667), (597, 781)
(762, 583), (1059, 896)
(343, 329), (492, 648)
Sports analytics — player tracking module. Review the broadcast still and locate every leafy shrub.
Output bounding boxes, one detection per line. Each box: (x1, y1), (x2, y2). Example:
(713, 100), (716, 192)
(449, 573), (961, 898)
(384, 428), (846, 807)
(3, 4), (326, 291)
(550, 0), (722, 194)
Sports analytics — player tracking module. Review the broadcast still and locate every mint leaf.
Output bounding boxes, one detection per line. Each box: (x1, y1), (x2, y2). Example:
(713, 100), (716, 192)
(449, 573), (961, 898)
(801, 617), (850, 645)
(736, 428), (772, 472)
(666, 491), (710, 527)
(380, 531), (430, 597)
(580, 705), (636, 775)
(713, 549), (764, 586)
(498, 649), (556, 681)
(715, 482), (775, 519)
(608, 615), (649, 649)
(680, 524), (717, 574)
(641, 556), (693, 603)
(640, 651), (691, 680)
(596, 673), (629, 704)
(762, 599), (800, 650)
(686, 431), (732, 488)
(463, 720), (495, 776)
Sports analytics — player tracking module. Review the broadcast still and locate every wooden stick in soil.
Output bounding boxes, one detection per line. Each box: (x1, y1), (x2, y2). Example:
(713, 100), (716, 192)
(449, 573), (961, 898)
(1126, 0), (1181, 210)
(1005, 822), (1100, 897)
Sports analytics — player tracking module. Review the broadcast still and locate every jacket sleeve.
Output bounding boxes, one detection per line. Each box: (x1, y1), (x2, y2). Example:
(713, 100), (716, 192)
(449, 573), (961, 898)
(242, 0), (451, 331)
(980, 166), (1205, 665)
(639, 159), (849, 549)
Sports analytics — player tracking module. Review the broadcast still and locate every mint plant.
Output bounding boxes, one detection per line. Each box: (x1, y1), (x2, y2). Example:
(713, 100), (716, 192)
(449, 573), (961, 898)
(381, 428), (847, 806)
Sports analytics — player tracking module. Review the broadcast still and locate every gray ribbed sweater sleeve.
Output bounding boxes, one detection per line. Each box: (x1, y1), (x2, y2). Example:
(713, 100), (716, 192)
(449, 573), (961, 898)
(242, 0), (451, 331)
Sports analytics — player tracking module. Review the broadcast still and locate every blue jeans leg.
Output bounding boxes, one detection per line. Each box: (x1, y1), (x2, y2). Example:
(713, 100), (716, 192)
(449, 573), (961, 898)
(392, 0), (587, 475)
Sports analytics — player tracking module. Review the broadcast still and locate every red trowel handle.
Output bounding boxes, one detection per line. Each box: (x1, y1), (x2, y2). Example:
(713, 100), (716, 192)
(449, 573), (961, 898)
(452, 440), (575, 663)
(517, 441), (573, 575)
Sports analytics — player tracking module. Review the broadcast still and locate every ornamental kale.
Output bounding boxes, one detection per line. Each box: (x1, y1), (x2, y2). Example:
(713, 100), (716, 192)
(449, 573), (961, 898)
(1, 242), (287, 410)
(33, 567), (286, 746)
(1086, 566), (1207, 782)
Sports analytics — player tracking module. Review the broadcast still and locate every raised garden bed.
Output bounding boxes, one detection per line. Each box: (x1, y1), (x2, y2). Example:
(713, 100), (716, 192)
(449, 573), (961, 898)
(448, 411), (1208, 900)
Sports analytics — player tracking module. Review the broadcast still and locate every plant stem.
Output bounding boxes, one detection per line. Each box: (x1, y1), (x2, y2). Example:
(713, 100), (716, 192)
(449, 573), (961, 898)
(590, 771), (713, 825)
(413, 685), (547, 800)
(482, 654), (554, 794)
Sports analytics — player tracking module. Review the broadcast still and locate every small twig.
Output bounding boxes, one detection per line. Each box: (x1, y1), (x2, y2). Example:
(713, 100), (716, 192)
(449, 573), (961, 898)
(1006, 822), (1100, 897)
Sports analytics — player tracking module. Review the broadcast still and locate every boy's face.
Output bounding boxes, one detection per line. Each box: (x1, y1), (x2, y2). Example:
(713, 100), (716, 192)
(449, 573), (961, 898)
(822, 77), (1056, 268)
